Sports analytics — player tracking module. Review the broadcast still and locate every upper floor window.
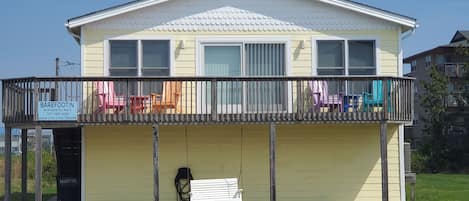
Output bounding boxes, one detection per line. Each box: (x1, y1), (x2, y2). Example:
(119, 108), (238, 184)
(425, 55), (432, 69)
(411, 60), (417, 72)
(317, 40), (376, 76)
(109, 40), (170, 76)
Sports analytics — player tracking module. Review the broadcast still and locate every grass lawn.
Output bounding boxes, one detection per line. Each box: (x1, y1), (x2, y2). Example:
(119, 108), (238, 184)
(407, 174), (469, 201)
(0, 179), (56, 201)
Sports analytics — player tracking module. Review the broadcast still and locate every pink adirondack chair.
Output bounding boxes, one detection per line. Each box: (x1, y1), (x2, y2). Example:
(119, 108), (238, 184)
(309, 80), (343, 112)
(95, 81), (126, 113)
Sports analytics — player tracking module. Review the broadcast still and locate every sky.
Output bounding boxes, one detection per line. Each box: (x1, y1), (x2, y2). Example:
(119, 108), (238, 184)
(0, 0), (468, 124)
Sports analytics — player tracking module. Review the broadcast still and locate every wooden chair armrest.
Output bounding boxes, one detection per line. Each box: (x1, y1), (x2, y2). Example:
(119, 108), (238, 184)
(150, 93), (162, 97)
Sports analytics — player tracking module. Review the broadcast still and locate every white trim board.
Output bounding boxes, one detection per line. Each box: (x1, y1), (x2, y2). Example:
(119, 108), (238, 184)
(399, 125), (405, 201)
(66, 0), (169, 28)
(65, 0), (417, 31)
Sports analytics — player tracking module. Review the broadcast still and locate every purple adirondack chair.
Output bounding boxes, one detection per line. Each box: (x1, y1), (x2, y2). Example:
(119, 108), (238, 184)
(95, 81), (126, 113)
(309, 80), (343, 112)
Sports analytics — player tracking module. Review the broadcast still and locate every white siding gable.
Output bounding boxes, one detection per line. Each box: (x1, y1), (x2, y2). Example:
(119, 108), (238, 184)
(86, 0), (399, 31)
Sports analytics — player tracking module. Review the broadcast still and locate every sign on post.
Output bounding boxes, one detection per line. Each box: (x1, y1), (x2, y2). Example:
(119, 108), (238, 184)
(38, 101), (78, 121)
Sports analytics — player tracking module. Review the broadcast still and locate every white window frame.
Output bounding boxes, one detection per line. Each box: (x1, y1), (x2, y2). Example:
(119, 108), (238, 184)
(104, 35), (174, 77)
(311, 36), (380, 76)
(195, 36), (293, 114)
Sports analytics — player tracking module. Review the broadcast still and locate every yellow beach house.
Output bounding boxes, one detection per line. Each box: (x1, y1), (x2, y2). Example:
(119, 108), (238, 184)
(2, 0), (417, 201)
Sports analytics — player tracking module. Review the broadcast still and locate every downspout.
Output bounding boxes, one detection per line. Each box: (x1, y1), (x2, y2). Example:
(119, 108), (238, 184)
(66, 23), (82, 44)
(399, 24), (417, 201)
(401, 28), (416, 40)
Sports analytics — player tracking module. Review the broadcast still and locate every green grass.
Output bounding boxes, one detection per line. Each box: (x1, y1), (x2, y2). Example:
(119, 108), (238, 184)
(407, 174), (469, 201)
(0, 179), (56, 201)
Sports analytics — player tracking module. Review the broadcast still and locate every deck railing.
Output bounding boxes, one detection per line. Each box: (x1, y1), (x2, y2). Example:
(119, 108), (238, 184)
(445, 92), (469, 108)
(2, 76), (414, 126)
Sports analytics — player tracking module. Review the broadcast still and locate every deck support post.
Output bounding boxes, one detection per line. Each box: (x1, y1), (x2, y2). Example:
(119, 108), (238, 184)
(380, 121), (389, 201)
(35, 125), (43, 201)
(153, 125), (160, 201)
(4, 126), (12, 201)
(269, 123), (276, 201)
(21, 129), (28, 201)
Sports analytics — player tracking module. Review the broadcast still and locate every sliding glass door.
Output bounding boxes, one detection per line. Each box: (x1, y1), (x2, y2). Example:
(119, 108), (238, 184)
(201, 42), (286, 113)
(202, 44), (243, 113)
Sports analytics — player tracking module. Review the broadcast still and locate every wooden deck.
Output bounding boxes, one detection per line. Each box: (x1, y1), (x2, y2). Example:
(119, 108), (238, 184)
(2, 76), (414, 127)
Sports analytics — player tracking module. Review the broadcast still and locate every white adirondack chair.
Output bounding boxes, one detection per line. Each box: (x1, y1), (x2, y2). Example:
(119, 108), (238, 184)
(190, 178), (242, 201)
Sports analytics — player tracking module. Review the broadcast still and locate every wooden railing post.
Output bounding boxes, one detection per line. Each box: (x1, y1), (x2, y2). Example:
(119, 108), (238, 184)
(269, 123), (277, 201)
(21, 129), (28, 201)
(211, 79), (217, 122)
(4, 126), (12, 201)
(34, 79), (39, 122)
(382, 78), (388, 121)
(153, 125), (160, 201)
(296, 80), (304, 120)
(35, 125), (43, 201)
(380, 121), (389, 201)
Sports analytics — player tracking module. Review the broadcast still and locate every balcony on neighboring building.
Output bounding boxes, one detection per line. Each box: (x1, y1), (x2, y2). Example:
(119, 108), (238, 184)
(440, 63), (467, 77)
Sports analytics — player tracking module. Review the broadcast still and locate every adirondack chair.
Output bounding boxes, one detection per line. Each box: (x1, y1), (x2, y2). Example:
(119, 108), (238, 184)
(362, 80), (392, 112)
(309, 80), (343, 112)
(190, 178), (242, 201)
(150, 81), (182, 113)
(94, 81), (126, 113)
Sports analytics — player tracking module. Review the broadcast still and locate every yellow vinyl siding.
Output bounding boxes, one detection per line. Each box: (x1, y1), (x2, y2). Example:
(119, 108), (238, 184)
(84, 124), (401, 201)
(81, 28), (400, 113)
(82, 28), (399, 77)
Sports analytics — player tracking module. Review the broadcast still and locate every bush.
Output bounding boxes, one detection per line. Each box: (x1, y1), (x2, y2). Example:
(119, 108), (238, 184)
(412, 151), (429, 173)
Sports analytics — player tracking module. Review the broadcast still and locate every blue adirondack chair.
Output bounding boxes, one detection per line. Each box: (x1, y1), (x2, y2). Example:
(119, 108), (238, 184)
(362, 80), (392, 112)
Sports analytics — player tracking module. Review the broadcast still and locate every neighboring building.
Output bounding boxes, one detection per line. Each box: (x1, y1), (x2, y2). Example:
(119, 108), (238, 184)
(2, 1), (417, 201)
(0, 128), (54, 154)
(404, 30), (469, 147)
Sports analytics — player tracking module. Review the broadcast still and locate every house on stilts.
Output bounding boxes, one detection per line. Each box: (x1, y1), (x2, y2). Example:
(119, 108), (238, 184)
(2, 0), (417, 201)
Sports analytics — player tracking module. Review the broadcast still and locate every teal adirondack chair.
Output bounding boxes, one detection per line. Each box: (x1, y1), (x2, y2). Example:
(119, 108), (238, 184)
(362, 80), (392, 112)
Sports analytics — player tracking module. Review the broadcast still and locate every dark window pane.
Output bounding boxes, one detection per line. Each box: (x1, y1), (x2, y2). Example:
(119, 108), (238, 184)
(141, 69), (170, 94)
(142, 69), (170, 76)
(317, 69), (344, 75)
(348, 68), (376, 75)
(110, 40), (137, 68)
(318, 41), (344, 67)
(143, 40), (170, 67)
(109, 69), (138, 76)
(349, 40), (375, 67)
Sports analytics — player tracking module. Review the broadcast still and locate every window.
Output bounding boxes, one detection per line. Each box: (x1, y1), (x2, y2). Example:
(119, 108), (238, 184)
(109, 40), (170, 76)
(317, 40), (345, 75)
(110, 40), (138, 76)
(348, 40), (376, 75)
(411, 60), (417, 72)
(316, 39), (377, 94)
(109, 39), (171, 94)
(425, 55), (432, 69)
(316, 39), (376, 76)
(142, 40), (170, 76)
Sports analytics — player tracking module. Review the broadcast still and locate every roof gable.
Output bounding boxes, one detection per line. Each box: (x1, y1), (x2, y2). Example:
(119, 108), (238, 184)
(84, 1), (405, 33)
(66, 0), (417, 32)
(451, 30), (469, 43)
